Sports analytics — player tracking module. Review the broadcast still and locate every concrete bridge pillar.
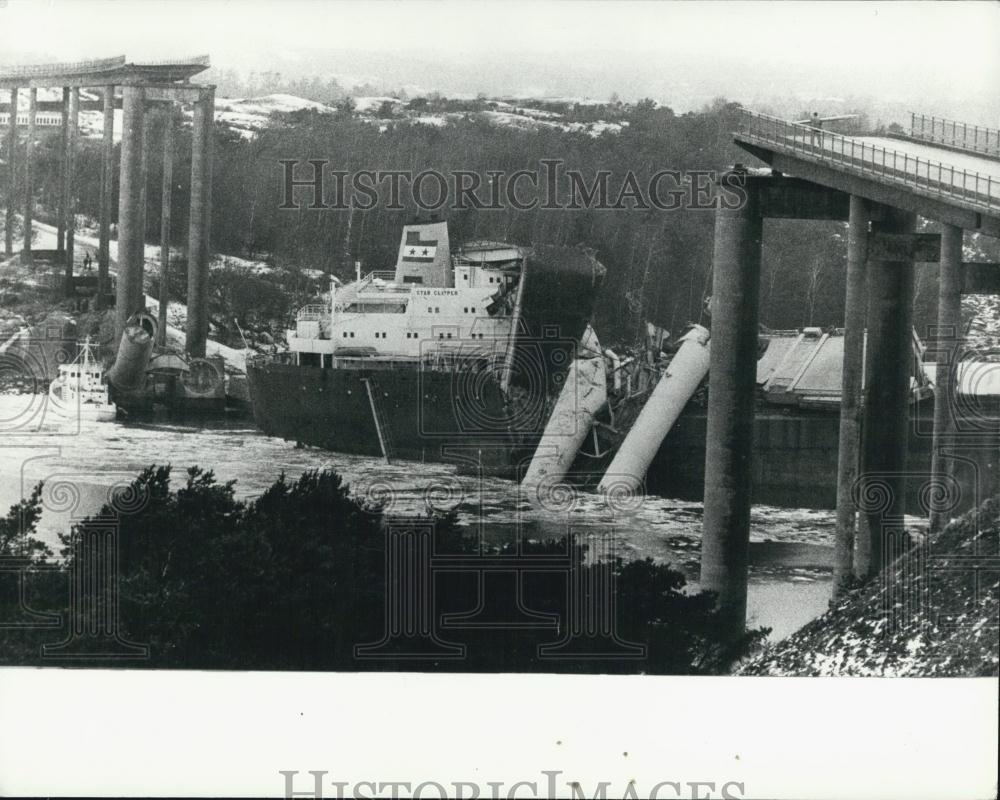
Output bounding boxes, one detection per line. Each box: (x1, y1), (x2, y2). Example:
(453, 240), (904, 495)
(4, 87), (16, 257)
(856, 206), (916, 580)
(186, 86), (214, 358)
(131, 107), (155, 313)
(700, 171), (762, 640)
(114, 86), (147, 343)
(929, 223), (964, 532)
(97, 84), (115, 306)
(157, 108), (174, 347)
(57, 87), (69, 254)
(833, 195), (869, 595)
(21, 87), (36, 263)
(63, 86), (79, 295)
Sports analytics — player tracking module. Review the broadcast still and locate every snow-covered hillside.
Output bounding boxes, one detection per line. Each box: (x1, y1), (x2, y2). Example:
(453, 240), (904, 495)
(57, 91), (627, 141)
(215, 93), (335, 137)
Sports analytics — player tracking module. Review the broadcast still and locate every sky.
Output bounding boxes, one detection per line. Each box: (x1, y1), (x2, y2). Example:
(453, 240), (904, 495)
(1, 0), (998, 120)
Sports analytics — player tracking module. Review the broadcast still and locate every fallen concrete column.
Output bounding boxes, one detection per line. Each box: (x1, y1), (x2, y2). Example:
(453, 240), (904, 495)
(107, 312), (157, 391)
(522, 325), (607, 490)
(599, 324), (710, 496)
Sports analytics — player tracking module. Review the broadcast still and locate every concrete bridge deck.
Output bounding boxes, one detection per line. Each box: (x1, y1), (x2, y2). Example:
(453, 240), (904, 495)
(735, 109), (1000, 235)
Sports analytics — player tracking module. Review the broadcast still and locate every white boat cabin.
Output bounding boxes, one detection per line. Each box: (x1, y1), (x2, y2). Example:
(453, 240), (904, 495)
(288, 221), (525, 365)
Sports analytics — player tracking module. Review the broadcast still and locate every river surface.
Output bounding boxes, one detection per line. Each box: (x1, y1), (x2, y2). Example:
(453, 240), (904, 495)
(0, 394), (837, 640)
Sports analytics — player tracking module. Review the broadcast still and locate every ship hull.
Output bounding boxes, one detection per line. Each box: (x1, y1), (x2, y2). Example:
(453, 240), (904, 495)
(247, 359), (536, 475)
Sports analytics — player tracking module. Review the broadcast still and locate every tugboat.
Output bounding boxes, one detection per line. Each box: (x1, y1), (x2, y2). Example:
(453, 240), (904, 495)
(246, 217), (606, 474)
(47, 337), (116, 422)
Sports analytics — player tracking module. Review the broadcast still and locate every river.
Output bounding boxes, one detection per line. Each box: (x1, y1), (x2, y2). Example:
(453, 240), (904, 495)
(0, 394), (837, 640)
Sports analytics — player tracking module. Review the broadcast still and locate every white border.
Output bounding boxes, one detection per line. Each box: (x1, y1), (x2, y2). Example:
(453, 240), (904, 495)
(0, 669), (996, 798)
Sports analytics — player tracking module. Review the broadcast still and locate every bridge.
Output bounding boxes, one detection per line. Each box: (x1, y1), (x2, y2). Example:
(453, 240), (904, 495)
(0, 55), (215, 355)
(702, 108), (1000, 638)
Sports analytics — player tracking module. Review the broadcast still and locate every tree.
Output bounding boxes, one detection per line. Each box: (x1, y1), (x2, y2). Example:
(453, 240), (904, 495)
(0, 466), (768, 673)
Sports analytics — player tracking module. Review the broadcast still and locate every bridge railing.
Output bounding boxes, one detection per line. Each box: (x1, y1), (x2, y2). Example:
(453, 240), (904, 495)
(736, 108), (999, 214)
(0, 55), (126, 79)
(910, 113), (1000, 159)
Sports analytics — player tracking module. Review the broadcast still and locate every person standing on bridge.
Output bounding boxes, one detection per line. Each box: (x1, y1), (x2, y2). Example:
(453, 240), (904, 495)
(809, 111), (823, 150)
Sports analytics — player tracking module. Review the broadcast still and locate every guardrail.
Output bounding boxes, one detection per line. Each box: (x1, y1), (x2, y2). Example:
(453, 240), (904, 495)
(910, 113), (1000, 159)
(128, 55), (211, 68)
(0, 56), (126, 79)
(735, 108), (999, 214)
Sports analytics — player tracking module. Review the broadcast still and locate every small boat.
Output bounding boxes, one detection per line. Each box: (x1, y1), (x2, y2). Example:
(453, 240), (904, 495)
(48, 337), (117, 422)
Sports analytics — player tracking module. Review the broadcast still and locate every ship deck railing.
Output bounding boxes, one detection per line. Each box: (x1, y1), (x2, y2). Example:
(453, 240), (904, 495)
(357, 270), (402, 287)
(296, 304), (328, 321)
(249, 349), (502, 372)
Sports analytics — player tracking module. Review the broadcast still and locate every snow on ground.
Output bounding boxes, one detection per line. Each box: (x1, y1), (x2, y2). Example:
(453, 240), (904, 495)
(482, 110), (624, 136)
(215, 93), (334, 137)
(737, 497), (999, 676)
(411, 115), (448, 127)
(28, 221), (247, 372)
(513, 106), (561, 120)
(211, 253), (274, 275)
(77, 108), (124, 142)
(144, 295), (248, 373)
(965, 294), (1000, 350)
(59, 92), (624, 142)
(585, 120), (627, 135)
(352, 95), (405, 114)
(220, 93), (333, 115)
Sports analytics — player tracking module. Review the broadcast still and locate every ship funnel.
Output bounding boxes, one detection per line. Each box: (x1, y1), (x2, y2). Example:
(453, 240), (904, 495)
(107, 312), (157, 391)
(393, 218), (451, 287)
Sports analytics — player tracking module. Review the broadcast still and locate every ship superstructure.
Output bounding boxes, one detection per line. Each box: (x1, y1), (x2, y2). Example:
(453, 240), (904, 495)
(287, 221), (524, 366)
(246, 218), (608, 473)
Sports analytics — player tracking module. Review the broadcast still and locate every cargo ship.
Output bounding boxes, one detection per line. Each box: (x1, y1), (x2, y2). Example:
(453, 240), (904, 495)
(245, 218), (606, 474)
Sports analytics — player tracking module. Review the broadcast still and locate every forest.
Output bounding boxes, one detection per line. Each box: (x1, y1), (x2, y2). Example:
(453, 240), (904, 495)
(10, 95), (998, 348)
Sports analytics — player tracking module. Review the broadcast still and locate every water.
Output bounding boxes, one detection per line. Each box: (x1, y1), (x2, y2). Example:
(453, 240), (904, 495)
(0, 394), (835, 640)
